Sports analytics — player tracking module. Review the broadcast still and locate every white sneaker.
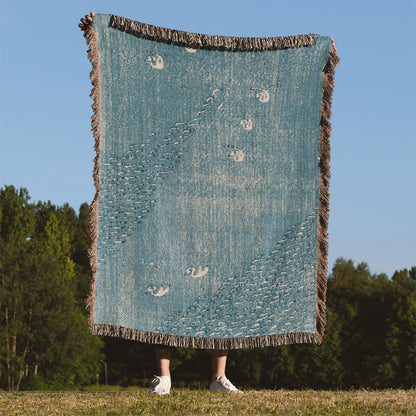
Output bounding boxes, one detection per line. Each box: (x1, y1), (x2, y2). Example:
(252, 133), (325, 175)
(151, 375), (171, 395)
(209, 375), (243, 393)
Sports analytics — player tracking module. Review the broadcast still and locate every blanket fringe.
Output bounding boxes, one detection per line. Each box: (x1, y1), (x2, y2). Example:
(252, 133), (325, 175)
(109, 14), (315, 51)
(84, 23), (101, 329)
(316, 40), (340, 343)
(92, 323), (319, 349)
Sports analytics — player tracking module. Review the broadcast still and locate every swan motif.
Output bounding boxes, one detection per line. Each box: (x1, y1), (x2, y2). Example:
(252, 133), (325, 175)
(252, 87), (272, 103)
(229, 149), (245, 162)
(146, 285), (169, 297)
(147, 54), (164, 69)
(240, 118), (253, 131)
(227, 144), (248, 162)
(186, 266), (209, 278)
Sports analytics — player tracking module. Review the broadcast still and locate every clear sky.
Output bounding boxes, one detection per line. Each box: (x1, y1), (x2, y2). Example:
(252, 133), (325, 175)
(1, 0), (415, 277)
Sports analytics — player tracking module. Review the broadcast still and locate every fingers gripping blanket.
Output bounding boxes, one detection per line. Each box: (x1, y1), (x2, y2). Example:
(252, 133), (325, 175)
(83, 14), (339, 349)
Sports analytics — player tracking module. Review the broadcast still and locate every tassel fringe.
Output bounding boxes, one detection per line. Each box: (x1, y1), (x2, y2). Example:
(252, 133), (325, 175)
(316, 41), (340, 343)
(84, 23), (101, 329)
(92, 323), (319, 349)
(109, 14), (315, 51)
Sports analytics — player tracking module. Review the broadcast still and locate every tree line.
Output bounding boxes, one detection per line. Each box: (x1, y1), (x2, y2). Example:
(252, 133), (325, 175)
(0, 185), (414, 391)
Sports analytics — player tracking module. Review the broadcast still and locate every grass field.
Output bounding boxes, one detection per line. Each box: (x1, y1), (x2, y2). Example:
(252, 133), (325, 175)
(0, 388), (415, 415)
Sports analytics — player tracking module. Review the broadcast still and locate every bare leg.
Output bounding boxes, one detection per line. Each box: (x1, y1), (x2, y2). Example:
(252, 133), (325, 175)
(211, 349), (228, 381)
(210, 349), (242, 393)
(156, 347), (171, 378)
(152, 347), (172, 394)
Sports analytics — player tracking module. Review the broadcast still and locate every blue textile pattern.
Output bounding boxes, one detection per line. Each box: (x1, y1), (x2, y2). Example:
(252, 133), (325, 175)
(87, 14), (336, 348)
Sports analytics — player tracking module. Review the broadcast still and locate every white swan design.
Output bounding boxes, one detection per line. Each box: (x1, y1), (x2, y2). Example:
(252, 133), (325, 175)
(186, 266), (209, 278)
(147, 286), (169, 297)
(228, 144), (249, 162)
(253, 87), (272, 103)
(240, 118), (253, 131)
(229, 149), (245, 162)
(147, 54), (164, 69)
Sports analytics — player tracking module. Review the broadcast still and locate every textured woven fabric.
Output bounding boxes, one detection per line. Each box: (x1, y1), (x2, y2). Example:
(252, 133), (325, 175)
(84, 14), (338, 348)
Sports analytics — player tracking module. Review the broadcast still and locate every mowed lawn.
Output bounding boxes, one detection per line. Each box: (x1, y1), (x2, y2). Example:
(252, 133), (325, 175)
(0, 388), (415, 415)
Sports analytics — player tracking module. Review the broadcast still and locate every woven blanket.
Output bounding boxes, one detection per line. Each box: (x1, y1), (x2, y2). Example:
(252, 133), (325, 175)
(83, 14), (339, 349)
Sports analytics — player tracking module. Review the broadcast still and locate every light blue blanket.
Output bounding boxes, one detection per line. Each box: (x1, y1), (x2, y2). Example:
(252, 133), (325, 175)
(84, 14), (339, 348)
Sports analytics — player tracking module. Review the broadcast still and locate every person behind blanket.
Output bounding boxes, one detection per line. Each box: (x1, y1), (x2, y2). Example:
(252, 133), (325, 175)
(79, 12), (243, 395)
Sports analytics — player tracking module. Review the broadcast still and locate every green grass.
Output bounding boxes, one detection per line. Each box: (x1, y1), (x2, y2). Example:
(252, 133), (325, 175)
(0, 388), (415, 415)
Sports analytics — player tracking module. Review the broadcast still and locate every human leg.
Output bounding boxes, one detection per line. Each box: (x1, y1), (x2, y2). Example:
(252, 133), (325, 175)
(157, 347), (171, 378)
(211, 349), (228, 381)
(210, 349), (243, 393)
(152, 347), (172, 394)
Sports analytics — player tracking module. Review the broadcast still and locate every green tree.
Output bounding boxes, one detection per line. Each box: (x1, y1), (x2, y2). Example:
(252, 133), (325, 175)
(324, 258), (416, 388)
(0, 186), (36, 391)
(72, 203), (93, 310)
(0, 186), (104, 391)
(387, 268), (416, 386)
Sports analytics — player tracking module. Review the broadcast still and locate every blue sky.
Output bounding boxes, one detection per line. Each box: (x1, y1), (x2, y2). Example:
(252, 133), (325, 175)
(1, 0), (415, 277)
